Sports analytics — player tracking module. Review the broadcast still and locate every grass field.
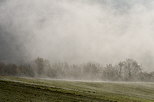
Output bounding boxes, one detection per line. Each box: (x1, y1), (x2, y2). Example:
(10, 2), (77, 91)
(0, 76), (154, 102)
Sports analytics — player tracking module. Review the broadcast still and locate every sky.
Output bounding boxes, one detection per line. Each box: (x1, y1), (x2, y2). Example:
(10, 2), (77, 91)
(0, 0), (154, 72)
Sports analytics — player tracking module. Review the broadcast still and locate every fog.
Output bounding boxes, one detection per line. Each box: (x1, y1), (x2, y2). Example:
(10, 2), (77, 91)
(0, 0), (154, 72)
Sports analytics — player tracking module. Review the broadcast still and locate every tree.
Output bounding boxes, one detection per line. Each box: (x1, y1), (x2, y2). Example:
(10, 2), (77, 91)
(117, 59), (142, 81)
(102, 64), (119, 81)
(0, 62), (5, 75)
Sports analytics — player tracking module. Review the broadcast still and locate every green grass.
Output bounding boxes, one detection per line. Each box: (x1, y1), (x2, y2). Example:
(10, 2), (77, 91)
(0, 76), (154, 102)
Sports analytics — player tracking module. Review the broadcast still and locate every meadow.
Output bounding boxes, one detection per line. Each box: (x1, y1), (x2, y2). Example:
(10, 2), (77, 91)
(0, 76), (154, 102)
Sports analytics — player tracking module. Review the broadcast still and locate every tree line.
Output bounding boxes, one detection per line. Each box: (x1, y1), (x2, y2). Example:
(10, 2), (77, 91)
(0, 58), (154, 81)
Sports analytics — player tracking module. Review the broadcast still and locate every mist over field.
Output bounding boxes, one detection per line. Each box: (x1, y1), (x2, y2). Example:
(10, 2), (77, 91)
(0, 0), (154, 72)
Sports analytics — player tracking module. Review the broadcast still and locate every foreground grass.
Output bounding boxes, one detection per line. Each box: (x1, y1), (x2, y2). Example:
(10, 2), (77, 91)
(0, 76), (154, 102)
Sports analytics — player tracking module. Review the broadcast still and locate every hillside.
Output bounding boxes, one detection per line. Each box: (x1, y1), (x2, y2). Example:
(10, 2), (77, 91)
(0, 76), (154, 102)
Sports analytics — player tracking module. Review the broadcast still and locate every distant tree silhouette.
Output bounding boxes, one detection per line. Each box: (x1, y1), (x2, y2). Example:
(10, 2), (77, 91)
(0, 58), (153, 82)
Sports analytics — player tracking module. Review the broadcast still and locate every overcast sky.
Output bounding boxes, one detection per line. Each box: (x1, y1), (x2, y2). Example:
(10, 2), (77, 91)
(0, 0), (154, 72)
